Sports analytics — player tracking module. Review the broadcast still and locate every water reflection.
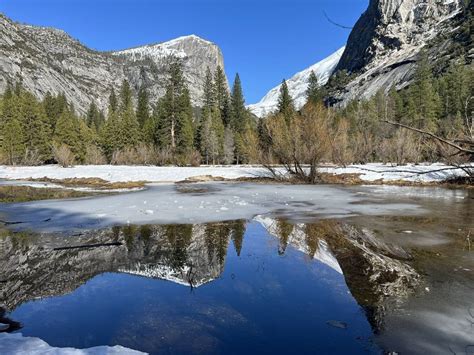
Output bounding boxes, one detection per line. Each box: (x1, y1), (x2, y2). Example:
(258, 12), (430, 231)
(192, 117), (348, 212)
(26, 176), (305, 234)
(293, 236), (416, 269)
(1, 219), (383, 354)
(0, 215), (472, 354)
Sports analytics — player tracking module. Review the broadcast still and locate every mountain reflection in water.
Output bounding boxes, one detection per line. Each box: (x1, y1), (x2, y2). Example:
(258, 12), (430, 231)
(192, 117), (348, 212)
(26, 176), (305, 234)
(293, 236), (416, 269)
(0, 210), (472, 355)
(1, 219), (387, 354)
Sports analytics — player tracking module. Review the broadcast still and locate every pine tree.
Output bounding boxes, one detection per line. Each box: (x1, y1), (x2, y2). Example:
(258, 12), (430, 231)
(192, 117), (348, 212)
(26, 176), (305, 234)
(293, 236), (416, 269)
(306, 71), (323, 105)
(214, 66), (228, 111)
(158, 59), (195, 153)
(223, 126), (235, 164)
(54, 109), (81, 160)
(198, 68), (216, 159)
(42, 92), (68, 131)
(118, 80), (140, 148)
(108, 88), (118, 114)
(214, 66), (230, 124)
(230, 73), (248, 133)
(136, 86), (150, 128)
(100, 108), (120, 160)
(176, 88), (194, 154)
(2, 118), (24, 165)
(19, 91), (52, 161)
(410, 52), (440, 131)
(86, 101), (102, 132)
(119, 80), (133, 111)
(278, 79), (295, 123)
(203, 68), (215, 109)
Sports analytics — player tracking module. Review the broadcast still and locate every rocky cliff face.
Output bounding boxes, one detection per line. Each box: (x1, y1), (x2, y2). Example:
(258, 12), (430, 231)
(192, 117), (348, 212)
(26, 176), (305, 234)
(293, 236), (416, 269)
(332, 0), (470, 104)
(0, 14), (227, 114)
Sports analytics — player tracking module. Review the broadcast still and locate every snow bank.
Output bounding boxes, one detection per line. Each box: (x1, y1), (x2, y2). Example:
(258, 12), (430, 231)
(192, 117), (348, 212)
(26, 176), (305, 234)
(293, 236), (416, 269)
(0, 165), (269, 183)
(0, 332), (145, 355)
(0, 163), (469, 184)
(322, 163), (471, 183)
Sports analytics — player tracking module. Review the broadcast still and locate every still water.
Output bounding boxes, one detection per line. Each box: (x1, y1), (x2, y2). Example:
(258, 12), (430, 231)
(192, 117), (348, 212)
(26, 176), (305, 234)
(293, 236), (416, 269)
(0, 183), (472, 354)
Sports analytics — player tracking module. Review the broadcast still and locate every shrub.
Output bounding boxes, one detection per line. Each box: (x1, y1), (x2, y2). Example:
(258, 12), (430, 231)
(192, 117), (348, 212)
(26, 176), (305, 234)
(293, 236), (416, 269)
(84, 145), (107, 165)
(52, 144), (75, 167)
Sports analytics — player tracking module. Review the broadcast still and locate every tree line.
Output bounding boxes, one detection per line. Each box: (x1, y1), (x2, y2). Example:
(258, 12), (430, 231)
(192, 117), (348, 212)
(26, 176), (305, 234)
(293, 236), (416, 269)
(0, 59), (255, 166)
(0, 54), (472, 174)
(257, 53), (473, 182)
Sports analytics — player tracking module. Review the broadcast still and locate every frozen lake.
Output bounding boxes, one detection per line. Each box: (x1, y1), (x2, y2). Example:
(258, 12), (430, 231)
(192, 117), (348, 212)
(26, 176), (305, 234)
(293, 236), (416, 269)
(0, 182), (472, 354)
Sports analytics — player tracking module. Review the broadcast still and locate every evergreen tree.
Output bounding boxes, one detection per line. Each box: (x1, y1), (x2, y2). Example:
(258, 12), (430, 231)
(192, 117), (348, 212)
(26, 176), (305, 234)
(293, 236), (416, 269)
(410, 52), (440, 131)
(214, 66), (230, 124)
(306, 71), (323, 105)
(223, 126), (235, 164)
(42, 92), (68, 130)
(157, 59), (195, 152)
(19, 91), (52, 161)
(136, 86), (150, 128)
(230, 73), (248, 133)
(54, 109), (81, 159)
(86, 101), (102, 132)
(108, 88), (118, 114)
(277, 79), (295, 123)
(2, 118), (24, 165)
(119, 80), (133, 111)
(118, 80), (140, 148)
(100, 108), (120, 160)
(176, 88), (194, 154)
(198, 68), (217, 159)
(203, 68), (215, 109)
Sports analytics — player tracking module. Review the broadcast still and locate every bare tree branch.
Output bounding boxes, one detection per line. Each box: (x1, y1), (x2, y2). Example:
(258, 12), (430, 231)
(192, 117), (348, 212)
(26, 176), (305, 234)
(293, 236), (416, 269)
(323, 11), (353, 30)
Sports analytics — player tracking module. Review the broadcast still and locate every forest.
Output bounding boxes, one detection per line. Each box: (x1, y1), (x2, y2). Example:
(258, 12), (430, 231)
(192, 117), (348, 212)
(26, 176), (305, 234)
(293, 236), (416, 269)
(0, 54), (472, 179)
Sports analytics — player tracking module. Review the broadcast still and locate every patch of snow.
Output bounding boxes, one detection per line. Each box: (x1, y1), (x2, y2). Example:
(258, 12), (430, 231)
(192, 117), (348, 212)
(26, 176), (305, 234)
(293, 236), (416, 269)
(0, 332), (145, 354)
(112, 34), (213, 62)
(0, 165), (270, 183)
(119, 264), (212, 288)
(321, 163), (471, 183)
(247, 47), (345, 117)
(0, 163), (469, 185)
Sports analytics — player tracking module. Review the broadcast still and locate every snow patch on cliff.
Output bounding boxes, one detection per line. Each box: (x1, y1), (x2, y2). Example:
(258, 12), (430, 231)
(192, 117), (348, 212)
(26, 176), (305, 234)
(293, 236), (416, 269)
(248, 47), (345, 117)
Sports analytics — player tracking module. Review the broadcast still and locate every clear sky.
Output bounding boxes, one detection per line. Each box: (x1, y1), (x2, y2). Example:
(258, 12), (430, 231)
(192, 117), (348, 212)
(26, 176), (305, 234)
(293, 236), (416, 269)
(0, 0), (368, 104)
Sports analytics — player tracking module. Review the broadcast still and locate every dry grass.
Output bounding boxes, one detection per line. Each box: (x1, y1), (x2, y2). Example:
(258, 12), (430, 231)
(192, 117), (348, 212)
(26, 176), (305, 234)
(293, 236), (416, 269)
(0, 186), (94, 203)
(26, 177), (147, 190)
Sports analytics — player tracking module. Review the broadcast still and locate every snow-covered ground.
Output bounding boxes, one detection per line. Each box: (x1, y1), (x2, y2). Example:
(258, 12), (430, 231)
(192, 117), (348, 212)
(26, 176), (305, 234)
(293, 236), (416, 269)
(0, 163), (469, 184)
(0, 332), (145, 355)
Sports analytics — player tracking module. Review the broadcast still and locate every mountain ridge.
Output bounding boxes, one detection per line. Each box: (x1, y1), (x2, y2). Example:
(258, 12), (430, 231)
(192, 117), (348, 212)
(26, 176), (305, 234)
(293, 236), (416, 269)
(0, 13), (227, 114)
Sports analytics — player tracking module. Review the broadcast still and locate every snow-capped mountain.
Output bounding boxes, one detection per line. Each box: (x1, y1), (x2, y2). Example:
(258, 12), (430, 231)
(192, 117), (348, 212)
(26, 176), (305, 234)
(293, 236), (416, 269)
(247, 47), (345, 118)
(114, 34), (208, 60)
(0, 14), (227, 113)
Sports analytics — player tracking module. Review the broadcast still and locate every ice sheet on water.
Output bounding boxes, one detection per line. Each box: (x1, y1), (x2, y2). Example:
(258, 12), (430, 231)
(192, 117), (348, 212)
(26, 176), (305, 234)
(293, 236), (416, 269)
(0, 332), (145, 355)
(0, 183), (424, 233)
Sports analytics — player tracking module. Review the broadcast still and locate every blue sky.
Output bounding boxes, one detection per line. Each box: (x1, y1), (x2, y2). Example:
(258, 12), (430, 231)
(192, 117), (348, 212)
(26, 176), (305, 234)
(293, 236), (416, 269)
(0, 0), (368, 104)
